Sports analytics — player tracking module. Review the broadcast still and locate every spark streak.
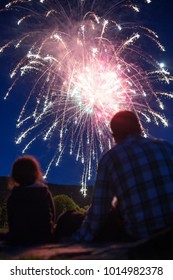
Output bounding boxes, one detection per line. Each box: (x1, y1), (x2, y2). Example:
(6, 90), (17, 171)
(0, 0), (173, 195)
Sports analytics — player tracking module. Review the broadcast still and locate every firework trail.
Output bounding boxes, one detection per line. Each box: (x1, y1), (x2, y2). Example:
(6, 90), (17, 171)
(0, 0), (172, 195)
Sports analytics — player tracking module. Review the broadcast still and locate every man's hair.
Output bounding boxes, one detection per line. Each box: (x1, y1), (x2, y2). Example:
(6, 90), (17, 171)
(11, 155), (43, 186)
(110, 110), (142, 141)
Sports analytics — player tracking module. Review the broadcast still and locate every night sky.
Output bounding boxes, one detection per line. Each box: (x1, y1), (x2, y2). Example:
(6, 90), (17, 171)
(0, 0), (173, 186)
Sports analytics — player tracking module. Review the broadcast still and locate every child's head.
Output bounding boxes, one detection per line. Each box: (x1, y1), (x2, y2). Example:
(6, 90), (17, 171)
(10, 155), (43, 186)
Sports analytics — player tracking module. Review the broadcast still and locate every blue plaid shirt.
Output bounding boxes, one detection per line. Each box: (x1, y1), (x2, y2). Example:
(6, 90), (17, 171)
(73, 135), (173, 241)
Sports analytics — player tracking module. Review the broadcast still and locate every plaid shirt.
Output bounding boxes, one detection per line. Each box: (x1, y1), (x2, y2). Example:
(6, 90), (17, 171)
(73, 135), (173, 241)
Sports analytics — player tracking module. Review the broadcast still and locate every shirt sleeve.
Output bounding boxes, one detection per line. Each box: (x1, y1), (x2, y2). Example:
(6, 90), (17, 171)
(72, 156), (114, 242)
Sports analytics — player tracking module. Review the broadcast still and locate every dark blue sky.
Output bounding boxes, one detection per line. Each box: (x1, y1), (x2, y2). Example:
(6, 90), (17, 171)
(0, 0), (173, 186)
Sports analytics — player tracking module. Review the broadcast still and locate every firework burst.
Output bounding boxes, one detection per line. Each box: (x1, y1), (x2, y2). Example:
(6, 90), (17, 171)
(0, 0), (172, 195)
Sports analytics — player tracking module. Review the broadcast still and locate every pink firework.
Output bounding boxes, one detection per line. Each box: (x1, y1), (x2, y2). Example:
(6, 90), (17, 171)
(0, 0), (172, 195)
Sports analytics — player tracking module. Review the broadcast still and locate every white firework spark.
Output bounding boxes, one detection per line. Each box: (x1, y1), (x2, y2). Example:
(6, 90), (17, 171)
(0, 0), (172, 195)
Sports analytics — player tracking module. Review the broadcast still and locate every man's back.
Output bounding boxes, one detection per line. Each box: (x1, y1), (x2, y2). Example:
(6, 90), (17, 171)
(101, 135), (173, 238)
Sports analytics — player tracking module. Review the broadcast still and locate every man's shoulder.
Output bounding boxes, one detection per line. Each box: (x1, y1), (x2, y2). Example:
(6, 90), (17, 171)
(146, 136), (173, 147)
(99, 145), (120, 164)
(99, 136), (173, 163)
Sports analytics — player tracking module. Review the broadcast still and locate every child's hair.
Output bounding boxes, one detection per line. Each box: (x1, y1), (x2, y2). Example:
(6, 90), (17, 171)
(10, 155), (43, 186)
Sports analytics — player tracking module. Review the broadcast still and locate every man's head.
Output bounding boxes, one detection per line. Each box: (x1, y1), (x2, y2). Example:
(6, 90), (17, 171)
(110, 110), (142, 143)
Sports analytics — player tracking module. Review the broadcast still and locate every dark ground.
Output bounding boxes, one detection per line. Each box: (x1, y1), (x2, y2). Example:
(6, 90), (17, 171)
(0, 241), (130, 260)
(0, 233), (173, 260)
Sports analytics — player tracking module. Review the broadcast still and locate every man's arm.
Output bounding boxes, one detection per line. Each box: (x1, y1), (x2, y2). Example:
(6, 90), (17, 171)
(73, 157), (114, 242)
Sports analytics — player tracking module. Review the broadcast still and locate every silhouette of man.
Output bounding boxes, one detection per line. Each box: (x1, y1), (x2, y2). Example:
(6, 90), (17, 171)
(73, 110), (173, 242)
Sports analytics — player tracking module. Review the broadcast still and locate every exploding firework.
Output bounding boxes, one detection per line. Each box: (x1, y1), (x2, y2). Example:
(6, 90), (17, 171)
(0, 0), (173, 195)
